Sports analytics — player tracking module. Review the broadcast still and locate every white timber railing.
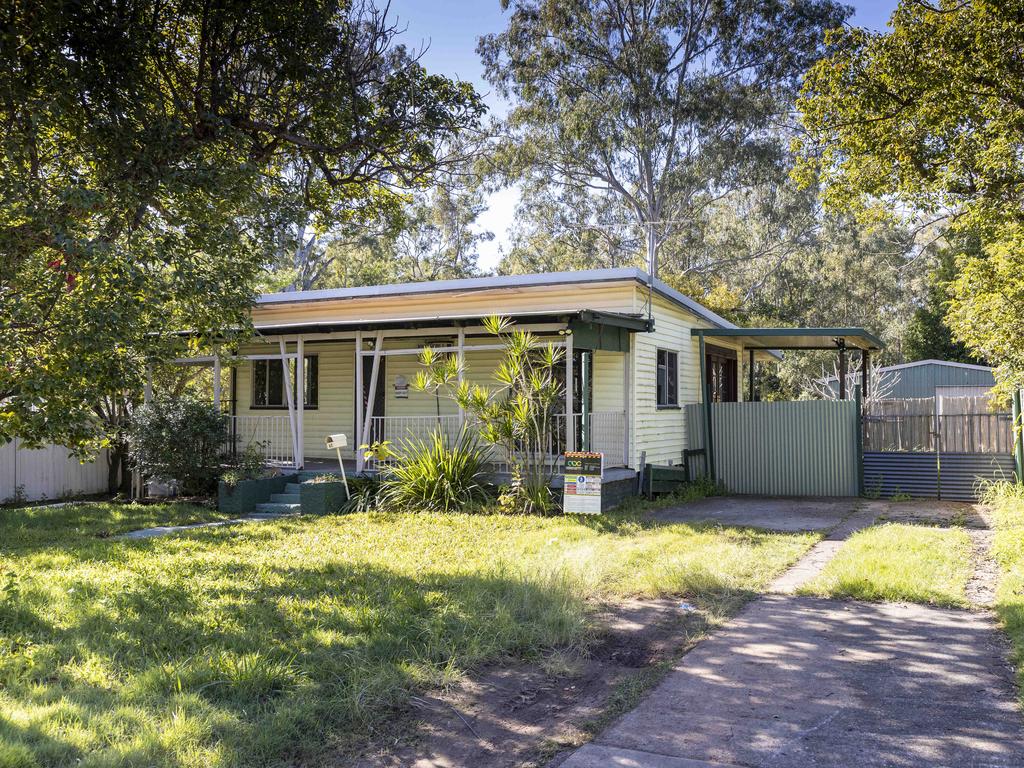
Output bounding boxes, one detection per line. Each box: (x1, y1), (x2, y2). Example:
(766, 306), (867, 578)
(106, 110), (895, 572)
(225, 415), (295, 467)
(362, 411), (626, 472)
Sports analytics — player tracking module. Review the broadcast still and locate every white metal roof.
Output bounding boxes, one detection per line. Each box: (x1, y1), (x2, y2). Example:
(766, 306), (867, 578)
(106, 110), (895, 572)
(256, 267), (740, 331)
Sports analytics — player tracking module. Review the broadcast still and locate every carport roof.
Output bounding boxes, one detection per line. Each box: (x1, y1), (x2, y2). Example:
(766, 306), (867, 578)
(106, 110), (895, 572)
(691, 327), (884, 352)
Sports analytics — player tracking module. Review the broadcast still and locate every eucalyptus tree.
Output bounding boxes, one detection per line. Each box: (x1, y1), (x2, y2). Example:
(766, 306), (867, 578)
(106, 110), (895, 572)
(498, 183), (643, 275)
(479, 0), (849, 281)
(0, 0), (484, 467)
(796, 0), (1024, 384)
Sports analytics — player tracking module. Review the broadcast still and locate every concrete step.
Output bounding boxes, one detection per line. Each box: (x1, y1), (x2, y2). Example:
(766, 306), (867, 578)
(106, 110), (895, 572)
(254, 502), (301, 514)
(285, 483), (302, 494)
(270, 492), (301, 504)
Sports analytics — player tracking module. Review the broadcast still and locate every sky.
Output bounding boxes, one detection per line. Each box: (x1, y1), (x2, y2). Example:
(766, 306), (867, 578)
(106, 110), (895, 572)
(387, 0), (901, 271)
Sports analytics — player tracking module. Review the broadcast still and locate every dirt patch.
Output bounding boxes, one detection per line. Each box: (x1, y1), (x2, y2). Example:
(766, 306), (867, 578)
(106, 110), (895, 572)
(871, 499), (989, 528)
(966, 527), (999, 607)
(348, 598), (712, 768)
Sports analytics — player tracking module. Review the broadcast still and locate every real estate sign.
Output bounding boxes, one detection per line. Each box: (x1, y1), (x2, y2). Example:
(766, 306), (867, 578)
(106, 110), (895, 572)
(563, 451), (603, 514)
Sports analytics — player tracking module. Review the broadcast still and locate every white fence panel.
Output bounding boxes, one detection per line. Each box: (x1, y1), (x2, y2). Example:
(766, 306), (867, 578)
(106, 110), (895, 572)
(362, 411), (627, 472)
(1, 439), (110, 503)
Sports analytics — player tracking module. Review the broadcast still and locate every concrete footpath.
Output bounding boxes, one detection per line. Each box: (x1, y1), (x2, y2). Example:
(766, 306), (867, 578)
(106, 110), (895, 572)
(560, 500), (1024, 768)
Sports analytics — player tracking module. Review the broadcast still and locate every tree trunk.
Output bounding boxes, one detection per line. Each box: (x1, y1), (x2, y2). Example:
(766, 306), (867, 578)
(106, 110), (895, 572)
(107, 443), (131, 495)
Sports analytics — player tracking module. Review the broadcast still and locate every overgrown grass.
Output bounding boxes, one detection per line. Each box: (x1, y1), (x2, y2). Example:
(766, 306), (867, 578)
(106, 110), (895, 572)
(0, 501), (814, 767)
(799, 522), (973, 607)
(0, 501), (232, 551)
(983, 482), (1024, 705)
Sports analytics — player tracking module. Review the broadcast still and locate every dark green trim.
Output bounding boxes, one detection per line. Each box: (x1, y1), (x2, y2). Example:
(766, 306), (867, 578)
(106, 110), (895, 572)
(576, 309), (651, 331)
(690, 326), (885, 351)
(855, 388), (864, 496)
(697, 332), (716, 483)
(1013, 389), (1024, 484)
(568, 321), (632, 351)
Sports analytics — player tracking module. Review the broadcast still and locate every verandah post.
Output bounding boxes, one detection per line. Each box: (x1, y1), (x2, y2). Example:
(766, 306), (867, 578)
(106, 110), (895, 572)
(565, 330), (575, 453)
(748, 348), (755, 402)
(355, 331), (364, 473)
(838, 342), (848, 400)
(279, 339), (299, 469)
(698, 331), (716, 483)
(581, 350), (590, 451)
(296, 336), (304, 469)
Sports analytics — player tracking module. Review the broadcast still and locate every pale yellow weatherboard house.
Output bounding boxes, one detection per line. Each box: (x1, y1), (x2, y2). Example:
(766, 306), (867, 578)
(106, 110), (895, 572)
(220, 268), (760, 475)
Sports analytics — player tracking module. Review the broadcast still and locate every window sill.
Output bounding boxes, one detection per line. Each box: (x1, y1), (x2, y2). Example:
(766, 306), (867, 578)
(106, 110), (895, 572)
(656, 404), (681, 411)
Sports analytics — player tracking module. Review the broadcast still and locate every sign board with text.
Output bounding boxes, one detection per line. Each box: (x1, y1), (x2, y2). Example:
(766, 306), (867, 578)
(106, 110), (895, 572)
(563, 451), (603, 514)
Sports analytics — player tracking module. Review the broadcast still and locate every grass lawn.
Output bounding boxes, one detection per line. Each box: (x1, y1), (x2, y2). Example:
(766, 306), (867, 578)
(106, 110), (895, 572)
(799, 522), (973, 607)
(0, 501), (815, 767)
(985, 483), (1024, 705)
(0, 501), (234, 551)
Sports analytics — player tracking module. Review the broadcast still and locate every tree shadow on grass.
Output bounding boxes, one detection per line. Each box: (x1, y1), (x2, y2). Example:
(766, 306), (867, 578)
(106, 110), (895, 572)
(0, 558), (603, 766)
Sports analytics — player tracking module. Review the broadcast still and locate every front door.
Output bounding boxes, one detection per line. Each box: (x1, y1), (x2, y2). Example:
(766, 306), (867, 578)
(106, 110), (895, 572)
(706, 345), (738, 402)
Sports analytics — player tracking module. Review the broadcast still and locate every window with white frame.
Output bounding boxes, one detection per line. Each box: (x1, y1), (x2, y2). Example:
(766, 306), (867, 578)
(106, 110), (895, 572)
(252, 355), (318, 409)
(656, 349), (679, 407)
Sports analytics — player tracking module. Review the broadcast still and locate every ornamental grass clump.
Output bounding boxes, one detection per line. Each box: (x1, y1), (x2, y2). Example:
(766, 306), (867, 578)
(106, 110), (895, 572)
(378, 428), (489, 513)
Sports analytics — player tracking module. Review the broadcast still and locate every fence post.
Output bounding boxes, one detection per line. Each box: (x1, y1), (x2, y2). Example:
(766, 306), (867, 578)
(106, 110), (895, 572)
(855, 388), (864, 497)
(1014, 388), (1024, 484)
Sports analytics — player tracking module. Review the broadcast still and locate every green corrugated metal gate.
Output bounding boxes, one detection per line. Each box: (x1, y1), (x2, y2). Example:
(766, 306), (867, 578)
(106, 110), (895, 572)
(685, 401), (860, 497)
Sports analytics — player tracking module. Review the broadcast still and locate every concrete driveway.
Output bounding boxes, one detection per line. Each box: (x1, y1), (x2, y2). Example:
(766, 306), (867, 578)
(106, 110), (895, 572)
(650, 496), (855, 532)
(561, 595), (1024, 768)
(558, 497), (1024, 768)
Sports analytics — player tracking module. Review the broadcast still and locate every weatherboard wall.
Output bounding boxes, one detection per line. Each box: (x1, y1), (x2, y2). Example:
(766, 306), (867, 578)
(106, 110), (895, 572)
(234, 276), (738, 467)
(629, 290), (743, 467)
(233, 336), (629, 462)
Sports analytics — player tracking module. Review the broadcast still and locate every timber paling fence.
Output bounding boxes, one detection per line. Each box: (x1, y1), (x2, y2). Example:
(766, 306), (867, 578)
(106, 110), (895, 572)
(686, 400), (860, 497)
(863, 396), (1013, 453)
(863, 394), (1021, 501)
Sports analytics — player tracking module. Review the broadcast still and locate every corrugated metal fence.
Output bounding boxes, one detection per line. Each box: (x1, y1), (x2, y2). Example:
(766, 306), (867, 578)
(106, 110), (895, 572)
(0, 440), (110, 503)
(686, 400), (859, 497)
(863, 396), (1017, 501)
(863, 452), (1015, 501)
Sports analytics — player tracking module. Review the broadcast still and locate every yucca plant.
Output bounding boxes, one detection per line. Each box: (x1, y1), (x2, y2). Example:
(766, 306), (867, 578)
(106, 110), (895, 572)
(378, 428), (489, 513)
(413, 315), (564, 514)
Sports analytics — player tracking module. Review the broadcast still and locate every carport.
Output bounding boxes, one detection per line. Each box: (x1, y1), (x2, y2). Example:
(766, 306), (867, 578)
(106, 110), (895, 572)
(689, 327), (885, 494)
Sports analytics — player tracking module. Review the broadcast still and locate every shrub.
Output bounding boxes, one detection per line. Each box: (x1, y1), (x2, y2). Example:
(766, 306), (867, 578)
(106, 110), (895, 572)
(414, 315), (564, 514)
(341, 475), (384, 513)
(221, 442), (267, 487)
(129, 396), (227, 495)
(379, 428), (489, 513)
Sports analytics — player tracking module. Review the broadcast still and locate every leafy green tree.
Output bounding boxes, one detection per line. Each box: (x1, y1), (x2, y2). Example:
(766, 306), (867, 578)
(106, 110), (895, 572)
(480, 0), (848, 274)
(795, 0), (1024, 383)
(905, 241), (985, 364)
(948, 226), (1024, 383)
(1, 0), (483, 462)
(286, 181), (489, 289)
(499, 183), (642, 275)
